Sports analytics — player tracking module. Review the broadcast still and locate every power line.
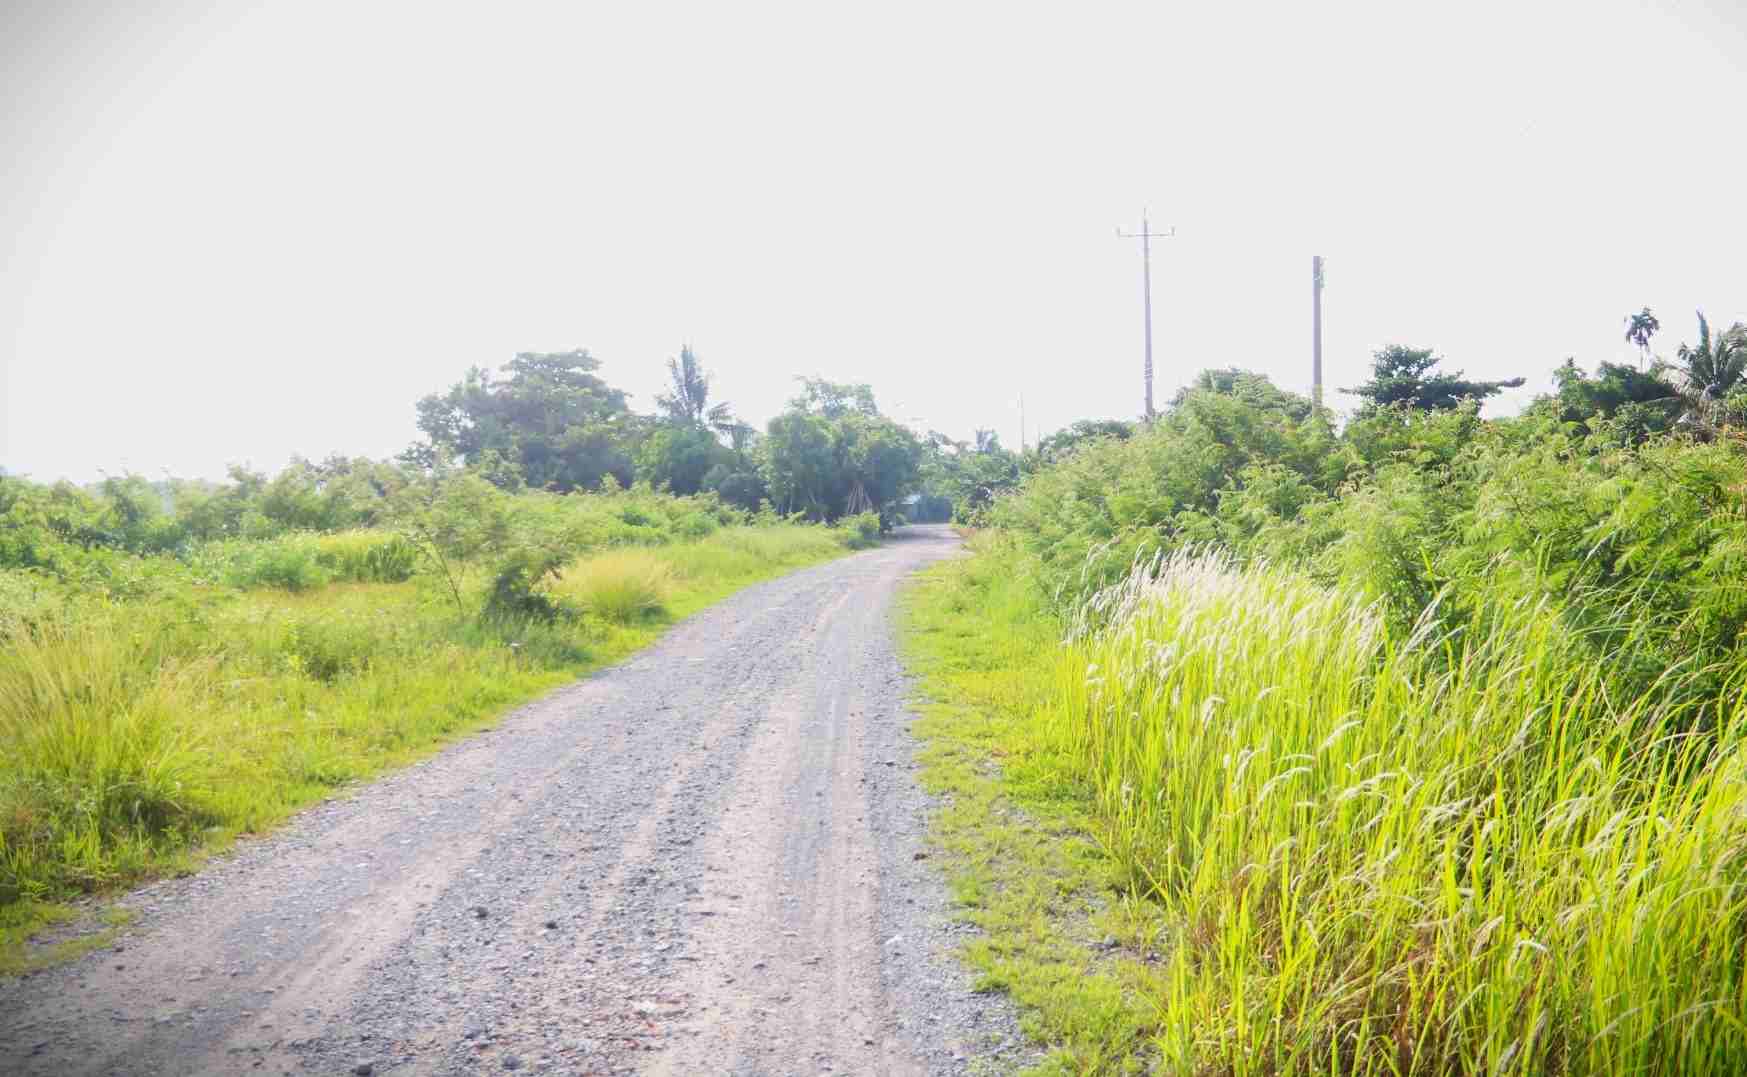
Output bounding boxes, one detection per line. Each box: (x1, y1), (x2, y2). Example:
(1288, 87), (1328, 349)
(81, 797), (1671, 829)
(1117, 213), (1175, 422)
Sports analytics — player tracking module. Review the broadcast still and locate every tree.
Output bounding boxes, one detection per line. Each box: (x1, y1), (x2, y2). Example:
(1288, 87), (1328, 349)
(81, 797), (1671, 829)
(1037, 419), (1134, 463)
(1674, 311), (1747, 425)
(1174, 368), (1314, 422)
(837, 413), (924, 522)
(655, 347), (734, 433)
(721, 421), (757, 466)
(762, 410), (838, 517)
(1344, 346), (1525, 412)
(760, 384), (921, 523)
(1549, 358), (1682, 442)
(702, 420), (765, 509)
(705, 467), (767, 511)
(915, 428), (1026, 524)
(788, 377), (879, 419)
(636, 423), (730, 496)
(408, 350), (634, 492)
(1624, 307), (1661, 366)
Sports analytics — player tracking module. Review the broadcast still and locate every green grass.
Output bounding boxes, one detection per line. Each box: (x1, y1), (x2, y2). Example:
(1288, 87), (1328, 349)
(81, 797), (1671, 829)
(900, 538), (1164, 1074)
(0, 523), (852, 966)
(554, 548), (676, 622)
(901, 534), (1747, 1075)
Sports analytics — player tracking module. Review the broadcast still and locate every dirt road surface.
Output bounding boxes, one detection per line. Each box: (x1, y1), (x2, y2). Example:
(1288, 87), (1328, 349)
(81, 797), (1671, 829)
(0, 526), (1027, 1076)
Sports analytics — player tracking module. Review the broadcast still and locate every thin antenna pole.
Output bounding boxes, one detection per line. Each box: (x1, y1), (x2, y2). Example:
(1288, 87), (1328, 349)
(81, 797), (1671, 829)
(1118, 213), (1175, 421)
(1312, 256), (1325, 409)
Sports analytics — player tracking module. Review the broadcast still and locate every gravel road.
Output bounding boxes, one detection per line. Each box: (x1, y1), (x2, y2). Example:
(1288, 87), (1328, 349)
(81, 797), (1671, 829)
(0, 525), (1027, 1076)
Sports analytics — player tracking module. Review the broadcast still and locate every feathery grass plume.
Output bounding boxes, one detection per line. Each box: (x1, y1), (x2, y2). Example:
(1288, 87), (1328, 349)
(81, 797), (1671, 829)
(1038, 549), (1747, 1073)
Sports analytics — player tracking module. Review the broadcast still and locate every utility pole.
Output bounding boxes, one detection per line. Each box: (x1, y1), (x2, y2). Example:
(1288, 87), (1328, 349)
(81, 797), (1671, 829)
(1018, 393), (1026, 454)
(1312, 256), (1325, 409)
(1117, 213), (1174, 421)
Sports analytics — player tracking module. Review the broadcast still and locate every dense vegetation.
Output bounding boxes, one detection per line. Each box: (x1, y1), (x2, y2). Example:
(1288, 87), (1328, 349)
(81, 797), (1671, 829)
(404, 347), (925, 525)
(906, 310), (1747, 1073)
(0, 346), (914, 960)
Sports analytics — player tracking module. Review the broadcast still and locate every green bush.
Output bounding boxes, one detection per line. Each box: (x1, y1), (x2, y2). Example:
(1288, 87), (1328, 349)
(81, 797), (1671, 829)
(193, 536), (330, 592)
(481, 546), (569, 623)
(672, 511), (718, 540)
(839, 512), (882, 550)
(990, 373), (1747, 709)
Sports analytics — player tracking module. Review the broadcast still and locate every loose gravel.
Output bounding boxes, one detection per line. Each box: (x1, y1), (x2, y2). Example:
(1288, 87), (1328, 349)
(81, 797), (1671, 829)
(0, 525), (1029, 1076)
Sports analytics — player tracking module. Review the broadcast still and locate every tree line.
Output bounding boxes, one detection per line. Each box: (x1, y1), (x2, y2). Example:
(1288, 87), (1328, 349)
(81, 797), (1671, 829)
(6, 305), (1739, 562)
(0, 346), (944, 573)
(404, 347), (930, 526)
(938, 305), (1747, 521)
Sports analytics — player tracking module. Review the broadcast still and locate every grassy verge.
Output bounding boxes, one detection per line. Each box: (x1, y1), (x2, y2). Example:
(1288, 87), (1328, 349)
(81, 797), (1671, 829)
(0, 524), (851, 970)
(900, 536), (1165, 1074)
(902, 534), (1747, 1075)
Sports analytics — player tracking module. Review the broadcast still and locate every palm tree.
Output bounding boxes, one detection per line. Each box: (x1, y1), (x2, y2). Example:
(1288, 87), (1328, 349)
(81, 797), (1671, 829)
(1624, 307), (1660, 367)
(722, 421), (757, 467)
(656, 347), (735, 432)
(1673, 311), (1747, 428)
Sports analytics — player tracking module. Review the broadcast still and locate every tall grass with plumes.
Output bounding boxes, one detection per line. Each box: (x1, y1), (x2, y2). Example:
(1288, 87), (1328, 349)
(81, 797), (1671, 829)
(1048, 549), (1747, 1074)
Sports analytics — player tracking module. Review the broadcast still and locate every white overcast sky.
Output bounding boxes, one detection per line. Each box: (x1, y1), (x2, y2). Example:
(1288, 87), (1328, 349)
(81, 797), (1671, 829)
(5, 0), (1746, 482)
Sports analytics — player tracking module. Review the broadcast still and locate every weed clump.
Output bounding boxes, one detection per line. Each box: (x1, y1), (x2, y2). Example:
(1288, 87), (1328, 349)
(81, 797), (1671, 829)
(557, 549), (674, 624)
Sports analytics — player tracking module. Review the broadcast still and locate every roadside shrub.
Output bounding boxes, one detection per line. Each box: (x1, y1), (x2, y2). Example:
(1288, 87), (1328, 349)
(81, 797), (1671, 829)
(556, 549), (673, 623)
(839, 512), (882, 550)
(993, 377), (1747, 710)
(481, 546), (569, 623)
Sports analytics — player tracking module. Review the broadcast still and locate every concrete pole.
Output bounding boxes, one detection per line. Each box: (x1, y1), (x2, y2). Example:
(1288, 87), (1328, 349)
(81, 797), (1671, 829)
(1312, 255), (1325, 409)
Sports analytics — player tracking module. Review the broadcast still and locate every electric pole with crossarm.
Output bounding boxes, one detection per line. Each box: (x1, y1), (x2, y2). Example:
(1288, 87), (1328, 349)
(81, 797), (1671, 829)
(1117, 213), (1174, 421)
